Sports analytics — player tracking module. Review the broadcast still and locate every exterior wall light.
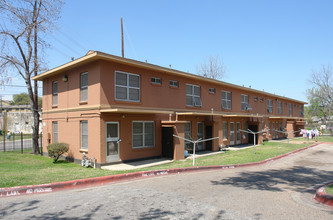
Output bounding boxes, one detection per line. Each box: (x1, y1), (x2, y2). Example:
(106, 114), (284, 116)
(62, 75), (68, 82)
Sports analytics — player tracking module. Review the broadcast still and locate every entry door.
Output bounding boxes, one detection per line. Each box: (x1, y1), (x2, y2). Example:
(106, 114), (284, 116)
(272, 123), (276, 140)
(106, 122), (120, 162)
(236, 122), (241, 144)
(197, 122), (204, 150)
(230, 122), (235, 145)
(162, 127), (174, 158)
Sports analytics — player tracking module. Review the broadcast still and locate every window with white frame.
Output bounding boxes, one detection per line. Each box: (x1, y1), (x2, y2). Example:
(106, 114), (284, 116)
(186, 84), (202, 107)
(289, 103), (293, 115)
(132, 121), (154, 148)
(52, 121), (58, 143)
(151, 77), (161, 85)
(278, 102), (282, 114)
(81, 121), (88, 150)
(241, 94), (249, 111)
(52, 81), (58, 106)
(169, 80), (179, 88)
(115, 71), (140, 102)
(222, 91), (232, 110)
(80, 72), (88, 102)
(267, 99), (273, 113)
(223, 121), (228, 139)
(184, 122), (192, 149)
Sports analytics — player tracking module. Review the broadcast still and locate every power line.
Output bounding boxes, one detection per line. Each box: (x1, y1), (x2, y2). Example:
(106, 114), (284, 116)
(1, 84), (42, 88)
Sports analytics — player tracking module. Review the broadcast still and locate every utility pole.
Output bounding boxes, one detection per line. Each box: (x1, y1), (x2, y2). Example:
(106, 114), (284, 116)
(121, 17), (124, 58)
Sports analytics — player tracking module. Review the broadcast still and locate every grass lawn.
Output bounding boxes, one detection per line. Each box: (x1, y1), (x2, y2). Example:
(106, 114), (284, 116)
(326, 184), (333, 195)
(0, 138), (331, 188)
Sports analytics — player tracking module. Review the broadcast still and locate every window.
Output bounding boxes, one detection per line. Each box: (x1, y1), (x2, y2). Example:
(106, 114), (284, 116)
(169, 80), (179, 88)
(209, 88), (216, 94)
(115, 71), (140, 102)
(254, 96), (258, 102)
(52, 81), (58, 106)
(184, 122), (192, 149)
(223, 121), (228, 139)
(151, 77), (161, 85)
(222, 91), (232, 110)
(289, 103), (293, 115)
(278, 102), (282, 114)
(80, 72), (88, 102)
(300, 106), (304, 116)
(186, 84), (202, 107)
(81, 121), (88, 150)
(52, 121), (58, 143)
(241, 94), (249, 111)
(132, 121), (154, 148)
(244, 122), (248, 138)
(260, 97), (264, 102)
(267, 99), (273, 113)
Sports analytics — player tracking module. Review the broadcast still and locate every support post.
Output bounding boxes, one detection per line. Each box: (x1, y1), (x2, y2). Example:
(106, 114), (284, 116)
(21, 132), (23, 154)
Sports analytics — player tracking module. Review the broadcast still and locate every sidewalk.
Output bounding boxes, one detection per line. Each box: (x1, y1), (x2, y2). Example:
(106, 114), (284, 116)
(101, 158), (173, 171)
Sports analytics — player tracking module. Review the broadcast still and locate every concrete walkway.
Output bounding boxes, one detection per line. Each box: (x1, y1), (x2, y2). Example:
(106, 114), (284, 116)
(101, 158), (173, 171)
(101, 145), (254, 171)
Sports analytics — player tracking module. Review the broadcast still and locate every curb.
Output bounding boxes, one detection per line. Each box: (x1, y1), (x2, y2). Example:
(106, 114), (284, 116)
(314, 181), (333, 207)
(0, 142), (321, 198)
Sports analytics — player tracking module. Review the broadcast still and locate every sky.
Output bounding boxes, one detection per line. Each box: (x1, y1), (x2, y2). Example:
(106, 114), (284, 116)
(2, 0), (333, 104)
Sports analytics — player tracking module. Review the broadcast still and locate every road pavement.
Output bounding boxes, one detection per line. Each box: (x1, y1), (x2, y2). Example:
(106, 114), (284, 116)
(1, 143), (333, 219)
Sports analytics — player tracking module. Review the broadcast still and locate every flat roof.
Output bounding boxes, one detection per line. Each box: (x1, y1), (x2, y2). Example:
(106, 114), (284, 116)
(32, 50), (307, 104)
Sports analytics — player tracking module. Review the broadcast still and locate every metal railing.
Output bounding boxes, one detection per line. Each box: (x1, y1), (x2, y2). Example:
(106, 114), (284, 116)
(0, 132), (43, 154)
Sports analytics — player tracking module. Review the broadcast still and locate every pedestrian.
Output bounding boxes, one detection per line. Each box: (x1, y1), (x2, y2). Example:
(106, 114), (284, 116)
(7, 131), (11, 140)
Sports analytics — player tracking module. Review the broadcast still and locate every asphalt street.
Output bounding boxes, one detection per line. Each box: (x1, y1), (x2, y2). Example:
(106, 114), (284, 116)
(1, 143), (333, 219)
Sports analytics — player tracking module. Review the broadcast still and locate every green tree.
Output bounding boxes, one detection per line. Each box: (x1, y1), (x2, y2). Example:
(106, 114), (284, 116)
(10, 93), (42, 108)
(307, 64), (333, 126)
(0, 0), (63, 154)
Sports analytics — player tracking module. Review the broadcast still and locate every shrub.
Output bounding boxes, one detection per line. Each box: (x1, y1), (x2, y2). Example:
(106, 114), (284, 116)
(47, 142), (69, 163)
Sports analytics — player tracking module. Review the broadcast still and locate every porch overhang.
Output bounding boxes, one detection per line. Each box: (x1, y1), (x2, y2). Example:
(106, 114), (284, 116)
(269, 116), (305, 120)
(100, 107), (174, 114)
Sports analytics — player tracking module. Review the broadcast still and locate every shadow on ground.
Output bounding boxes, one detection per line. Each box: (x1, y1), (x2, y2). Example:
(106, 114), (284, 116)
(211, 166), (333, 193)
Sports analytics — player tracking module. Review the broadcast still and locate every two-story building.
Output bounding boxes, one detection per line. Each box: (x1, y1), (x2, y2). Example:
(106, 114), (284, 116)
(32, 51), (306, 167)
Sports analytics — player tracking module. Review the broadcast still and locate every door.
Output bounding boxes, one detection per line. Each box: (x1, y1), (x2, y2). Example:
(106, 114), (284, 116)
(248, 124), (258, 145)
(230, 122), (235, 145)
(205, 125), (212, 151)
(273, 123), (276, 140)
(162, 127), (174, 158)
(106, 122), (120, 162)
(236, 122), (241, 144)
(197, 122), (204, 150)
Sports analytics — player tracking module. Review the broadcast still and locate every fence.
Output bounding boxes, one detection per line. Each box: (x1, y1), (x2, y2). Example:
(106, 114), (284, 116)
(0, 132), (43, 154)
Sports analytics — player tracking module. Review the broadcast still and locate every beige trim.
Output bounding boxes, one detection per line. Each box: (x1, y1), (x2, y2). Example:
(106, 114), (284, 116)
(100, 107), (173, 114)
(269, 116), (304, 120)
(221, 114), (264, 118)
(32, 51), (307, 105)
(42, 105), (101, 114)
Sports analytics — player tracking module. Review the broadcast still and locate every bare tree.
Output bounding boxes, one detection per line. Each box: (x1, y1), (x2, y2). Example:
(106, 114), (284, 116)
(307, 64), (333, 125)
(0, 0), (63, 154)
(197, 55), (226, 80)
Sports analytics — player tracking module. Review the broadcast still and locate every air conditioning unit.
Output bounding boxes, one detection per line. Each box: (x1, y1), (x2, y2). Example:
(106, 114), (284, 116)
(245, 104), (252, 111)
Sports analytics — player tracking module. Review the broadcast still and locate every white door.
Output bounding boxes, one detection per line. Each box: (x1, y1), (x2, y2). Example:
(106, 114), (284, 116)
(230, 122), (235, 145)
(106, 122), (120, 162)
(236, 122), (241, 144)
(197, 122), (204, 150)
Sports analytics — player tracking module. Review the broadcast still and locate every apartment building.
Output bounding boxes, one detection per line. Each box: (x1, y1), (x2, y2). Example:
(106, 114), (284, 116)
(32, 51), (306, 167)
